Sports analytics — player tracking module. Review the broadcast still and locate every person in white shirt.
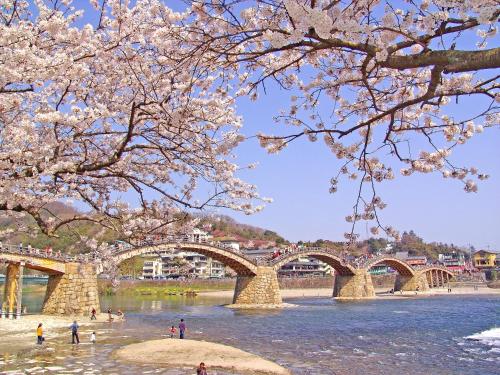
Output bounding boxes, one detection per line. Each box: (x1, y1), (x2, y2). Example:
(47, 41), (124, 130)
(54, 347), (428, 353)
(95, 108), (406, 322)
(90, 332), (96, 343)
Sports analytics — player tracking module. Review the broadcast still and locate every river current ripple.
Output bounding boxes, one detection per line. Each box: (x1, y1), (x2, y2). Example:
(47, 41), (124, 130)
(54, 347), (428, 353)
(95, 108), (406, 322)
(1, 294), (499, 375)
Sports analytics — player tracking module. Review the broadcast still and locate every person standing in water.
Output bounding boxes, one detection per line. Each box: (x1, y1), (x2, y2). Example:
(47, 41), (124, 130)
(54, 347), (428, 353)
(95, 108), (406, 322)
(169, 325), (177, 338)
(36, 323), (44, 345)
(179, 319), (186, 339)
(196, 362), (208, 375)
(70, 321), (80, 344)
(90, 331), (96, 343)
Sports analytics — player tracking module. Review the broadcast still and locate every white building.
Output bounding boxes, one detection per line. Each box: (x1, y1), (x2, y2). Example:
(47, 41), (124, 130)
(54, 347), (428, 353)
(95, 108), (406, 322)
(142, 258), (163, 279)
(219, 239), (240, 252)
(142, 251), (227, 279)
(278, 256), (333, 277)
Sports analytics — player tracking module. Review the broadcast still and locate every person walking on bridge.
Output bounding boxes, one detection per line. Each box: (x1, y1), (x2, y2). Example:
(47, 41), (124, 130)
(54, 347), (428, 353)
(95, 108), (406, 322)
(179, 319), (186, 339)
(70, 321), (80, 344)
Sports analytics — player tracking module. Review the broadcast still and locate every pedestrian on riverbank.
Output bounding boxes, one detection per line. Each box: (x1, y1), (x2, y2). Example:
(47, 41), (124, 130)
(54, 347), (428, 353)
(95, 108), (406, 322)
(90, 307), (97, 320)
(179, 319), (186, 339)
(169, 325), (177, 338)
(90, 331), (96, 343)
(107, 308), (114, 322)
(36, 323), (44, 345)
(70, 321), (80, 344)
(196, 362), (207, 375)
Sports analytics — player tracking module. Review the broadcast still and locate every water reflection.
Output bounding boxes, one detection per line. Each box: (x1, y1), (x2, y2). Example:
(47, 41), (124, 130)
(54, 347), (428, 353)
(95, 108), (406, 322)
(1, 293), (499, 375)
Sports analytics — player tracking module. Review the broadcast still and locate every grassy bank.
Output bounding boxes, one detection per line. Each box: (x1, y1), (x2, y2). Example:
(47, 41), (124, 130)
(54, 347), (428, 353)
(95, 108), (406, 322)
(98, 279), (236, 296)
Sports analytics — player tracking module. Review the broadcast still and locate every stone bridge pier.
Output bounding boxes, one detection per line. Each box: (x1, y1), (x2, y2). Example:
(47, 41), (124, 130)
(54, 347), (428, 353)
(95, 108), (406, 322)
(1, 262), (24, 318)
(333, 269), (375, 299)
(394, 272), (430, 292)
(42, 263), (100, 315)
(232, 266), (282, 305)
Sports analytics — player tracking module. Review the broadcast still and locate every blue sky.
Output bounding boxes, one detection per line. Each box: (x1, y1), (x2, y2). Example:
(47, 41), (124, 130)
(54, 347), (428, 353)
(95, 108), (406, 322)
(45, 1), (499, 249)
(227, 86), (500, 250)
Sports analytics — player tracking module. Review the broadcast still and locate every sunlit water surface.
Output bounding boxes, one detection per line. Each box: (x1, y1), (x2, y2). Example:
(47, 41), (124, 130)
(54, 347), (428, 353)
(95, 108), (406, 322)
(1, 292), (499, 375)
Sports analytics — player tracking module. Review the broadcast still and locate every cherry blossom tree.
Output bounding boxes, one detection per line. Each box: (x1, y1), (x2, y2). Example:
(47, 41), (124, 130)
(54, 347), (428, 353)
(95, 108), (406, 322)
(181, 0), (499, 241)
(0, 0), (267, 239)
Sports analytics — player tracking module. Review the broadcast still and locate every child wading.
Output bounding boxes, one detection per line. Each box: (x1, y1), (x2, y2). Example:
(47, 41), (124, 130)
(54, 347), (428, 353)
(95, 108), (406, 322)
(169, 325), (177, 338)
(36, 323), (44, 345)
(90, 331), (96, 343)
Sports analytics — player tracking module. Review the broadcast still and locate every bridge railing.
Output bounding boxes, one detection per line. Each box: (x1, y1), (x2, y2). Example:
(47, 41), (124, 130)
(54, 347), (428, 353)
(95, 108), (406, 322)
(111, 237), (258, 264)
(0, 242), (61, 260)
(0, 242), (98, 263)
(270, 247), (353, 267)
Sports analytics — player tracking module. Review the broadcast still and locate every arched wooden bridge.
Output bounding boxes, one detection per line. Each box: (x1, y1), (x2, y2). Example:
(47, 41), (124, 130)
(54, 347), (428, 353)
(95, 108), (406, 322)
(0, 241), (455, 316)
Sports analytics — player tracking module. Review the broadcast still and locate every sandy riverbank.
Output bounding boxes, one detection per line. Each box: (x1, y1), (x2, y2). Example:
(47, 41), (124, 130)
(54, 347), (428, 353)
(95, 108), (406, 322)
(0, 313), (121, 352)
(114, 338), (291, 375)
(200, 288), (334, 299)
(200, 286), (500, 301)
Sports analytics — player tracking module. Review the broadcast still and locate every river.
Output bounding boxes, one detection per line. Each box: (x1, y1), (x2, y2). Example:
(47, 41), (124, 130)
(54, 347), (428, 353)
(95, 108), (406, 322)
(1, 292), (499, 374)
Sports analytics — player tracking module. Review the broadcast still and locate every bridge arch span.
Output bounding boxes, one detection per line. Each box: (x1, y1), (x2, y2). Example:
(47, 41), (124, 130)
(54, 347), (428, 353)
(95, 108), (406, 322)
(271, 249), (356, 276)
(363, 256), (415, 276)
(417, 265), (454, 276)
(0, 252), (66, 274)
(113, 242), (258, 276)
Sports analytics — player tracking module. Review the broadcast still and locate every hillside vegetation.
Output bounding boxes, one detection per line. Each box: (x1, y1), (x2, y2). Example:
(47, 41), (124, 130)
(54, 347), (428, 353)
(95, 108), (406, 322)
(0, 203), (468, 262)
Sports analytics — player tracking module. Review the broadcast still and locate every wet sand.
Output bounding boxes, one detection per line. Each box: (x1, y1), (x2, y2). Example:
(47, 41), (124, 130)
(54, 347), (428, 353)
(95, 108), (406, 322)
(114, 338), (291, 375)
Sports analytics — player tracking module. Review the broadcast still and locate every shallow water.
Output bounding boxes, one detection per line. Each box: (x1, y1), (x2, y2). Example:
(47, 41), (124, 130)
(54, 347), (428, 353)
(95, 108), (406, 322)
(1, 293), (499, 374)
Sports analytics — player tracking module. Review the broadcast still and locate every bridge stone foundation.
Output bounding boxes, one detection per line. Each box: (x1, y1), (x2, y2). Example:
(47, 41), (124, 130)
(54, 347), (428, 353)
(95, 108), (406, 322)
(233, 266), (282, 305)
(333, 270), (375, 298)
(42, 263), (100, 315)
(1, 263), (24, 318)
(394, 273), (429, 292)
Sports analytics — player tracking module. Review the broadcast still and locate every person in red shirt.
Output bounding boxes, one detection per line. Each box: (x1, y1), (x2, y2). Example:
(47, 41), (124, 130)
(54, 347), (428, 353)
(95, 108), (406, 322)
(169, 325), (177, 338)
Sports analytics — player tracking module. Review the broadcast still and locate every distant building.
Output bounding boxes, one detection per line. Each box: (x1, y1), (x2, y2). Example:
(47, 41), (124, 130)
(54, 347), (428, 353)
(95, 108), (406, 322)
(244, 248), (332, 277)
(142, 258), (162, 279)
(278, 257), (332, 277)
(473, 250), (497, 269)
(368, 265), (390, 275)
(141, 229), (225, 278)
(186, 228), (212, 243)
(244, 248), (273, 259)
(217, 237), (240, 252)
(438, 252), (466, 272)
(142, 251), (227, 278)
(394, 251), (427, 266)
(394, 251), (409, 260)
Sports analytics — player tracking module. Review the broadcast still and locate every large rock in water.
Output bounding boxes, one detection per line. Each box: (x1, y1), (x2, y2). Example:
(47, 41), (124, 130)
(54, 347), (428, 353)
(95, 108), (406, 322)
(114, 338), (290, 375)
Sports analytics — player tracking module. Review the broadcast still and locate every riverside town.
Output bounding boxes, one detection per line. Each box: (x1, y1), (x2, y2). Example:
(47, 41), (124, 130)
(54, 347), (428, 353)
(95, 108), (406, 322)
(1, 1), (499, 374)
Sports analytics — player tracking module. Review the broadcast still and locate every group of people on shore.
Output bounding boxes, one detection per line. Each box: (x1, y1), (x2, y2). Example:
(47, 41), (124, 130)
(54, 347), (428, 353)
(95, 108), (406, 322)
(35, 315), (208, 374)
(35, 320), (96, 346)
